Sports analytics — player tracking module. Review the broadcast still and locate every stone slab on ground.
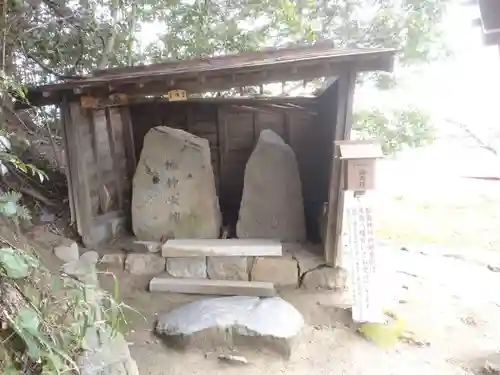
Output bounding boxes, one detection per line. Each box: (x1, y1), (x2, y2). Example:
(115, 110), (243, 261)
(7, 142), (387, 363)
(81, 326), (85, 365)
(301, 266), (348, 291)
(250, 256), (299, 287)
(78, 327), (139, 375)
(236, 129), (306, 242)
(155, 296), (304, 358)
(125, 253), (166, 275)
(131, 126), (221, 241)
(207, 256), (248, 280)
(166, 257), (207, 278)
(53, 238), (79, 263)
(150, 276), (275, 297)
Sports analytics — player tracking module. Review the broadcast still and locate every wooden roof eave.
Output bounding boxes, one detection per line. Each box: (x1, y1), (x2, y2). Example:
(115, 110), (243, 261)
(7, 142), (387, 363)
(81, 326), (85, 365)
(18, 48), (396, 108)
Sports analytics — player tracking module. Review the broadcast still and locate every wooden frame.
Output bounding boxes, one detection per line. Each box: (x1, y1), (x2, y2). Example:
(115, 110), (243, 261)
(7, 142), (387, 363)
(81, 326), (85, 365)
(324, 70), (356, 266)
(35, 46), (394, 251)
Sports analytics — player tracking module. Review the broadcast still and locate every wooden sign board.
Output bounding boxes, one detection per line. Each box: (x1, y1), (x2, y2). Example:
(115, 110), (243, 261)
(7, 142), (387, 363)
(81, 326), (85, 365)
(167, 90), (187, 101)
(345, 196), (384, 323)
(336, 140), (384, 191)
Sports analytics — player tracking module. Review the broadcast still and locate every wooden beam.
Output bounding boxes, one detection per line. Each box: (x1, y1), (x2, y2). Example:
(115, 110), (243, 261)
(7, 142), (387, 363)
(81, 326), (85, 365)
(59, 101), (76, 224)
(324, 70), (356, 266)
(161, 239), (282, 258)
(104, 107), (124, 210)
(119, 106), (137, 179)
(149, 277), (276, 297)
(315, 77), (339, 97)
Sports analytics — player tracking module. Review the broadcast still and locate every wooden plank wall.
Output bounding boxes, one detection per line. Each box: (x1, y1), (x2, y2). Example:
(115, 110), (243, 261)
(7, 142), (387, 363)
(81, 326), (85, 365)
(85, 107), (130, 215)
(129, 100), (333, 240)
(64, 101), (132, 246)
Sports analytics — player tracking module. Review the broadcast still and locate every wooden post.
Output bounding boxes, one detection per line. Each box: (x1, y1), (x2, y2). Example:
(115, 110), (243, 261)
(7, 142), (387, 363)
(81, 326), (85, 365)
(60, 100), (76, 224)
(119, 106), (137, 180)
(104, 107), (125, 210)
(324, 70), (356, 266)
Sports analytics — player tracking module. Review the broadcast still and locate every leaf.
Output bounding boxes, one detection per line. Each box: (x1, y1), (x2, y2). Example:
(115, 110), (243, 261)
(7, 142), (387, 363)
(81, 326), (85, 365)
(16, 308), (40, 335)
(358, 315), (406, 348)
(4, 364), (19, 375)
(0, 248), (30, 278)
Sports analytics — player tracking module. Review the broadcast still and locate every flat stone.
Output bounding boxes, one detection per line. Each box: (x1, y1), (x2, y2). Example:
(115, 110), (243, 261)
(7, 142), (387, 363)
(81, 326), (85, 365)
(301, 266), (348, 291)
(237, 130), (306, 242)
(156, 296), (304, 358)
(251, 256), (298, 287)
(132, 126), (221, 241)
(125, 253), (166, 275)
(207, 257), (248, 281)
(80, 251), (99, 265)
(54, 239), (79, 263)
(78, 327), (139, 375)
(166, 257), (207, 278)
(100, 253), (125, 269)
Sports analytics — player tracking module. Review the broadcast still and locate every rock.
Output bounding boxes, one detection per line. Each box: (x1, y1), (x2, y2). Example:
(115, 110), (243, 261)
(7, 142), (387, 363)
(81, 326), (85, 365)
(207, 257), (248, 281)
(484, 353), (500, 374)
(54, 239), (79, 263)
(156, 296), (304, 358)
(166, 257), (207, 278)
(40, 212), (55, 223)
(132, 240), (161, 253)
(218, 354), (248, 365)
(100, 253), (125, 269)
(61, 259), (98, 286)
(125, 253), (166, 275)
(301, 266), (348, 291)
(80, 251), (99, 265)
(78, 327), (139, 375)
(251, 256), (298, 287)
(237, 129), (306, 242)
(131, 126), (221, 241)
(282, 243), (324, 274)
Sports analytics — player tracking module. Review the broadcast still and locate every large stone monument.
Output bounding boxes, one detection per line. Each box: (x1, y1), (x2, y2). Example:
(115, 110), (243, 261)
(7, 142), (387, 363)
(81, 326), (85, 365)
(237, 129), (306, 242)
(132, 126), (221, 241)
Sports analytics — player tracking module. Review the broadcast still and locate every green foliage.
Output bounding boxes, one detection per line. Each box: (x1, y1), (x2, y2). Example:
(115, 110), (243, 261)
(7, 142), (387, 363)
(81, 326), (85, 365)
(0, 191), (31, 222)
(0, 243), (131, 374)
(353, 107), (436, 154)
(11, 0), (450, 82)
(358, 312), (406, 348)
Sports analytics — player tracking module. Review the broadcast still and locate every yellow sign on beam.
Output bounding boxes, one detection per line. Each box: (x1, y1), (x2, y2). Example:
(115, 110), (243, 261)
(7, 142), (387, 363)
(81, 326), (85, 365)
(167, 90), (187, 101)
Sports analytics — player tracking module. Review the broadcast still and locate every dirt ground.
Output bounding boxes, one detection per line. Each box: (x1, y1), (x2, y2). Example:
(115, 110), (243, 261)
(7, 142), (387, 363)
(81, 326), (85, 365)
(108, 244), (500, 375)
(27, 225), (500, 375)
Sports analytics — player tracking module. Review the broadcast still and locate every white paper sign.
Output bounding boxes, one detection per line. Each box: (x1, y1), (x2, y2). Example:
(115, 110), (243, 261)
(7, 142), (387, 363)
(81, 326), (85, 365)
(346, 196), (384, 323)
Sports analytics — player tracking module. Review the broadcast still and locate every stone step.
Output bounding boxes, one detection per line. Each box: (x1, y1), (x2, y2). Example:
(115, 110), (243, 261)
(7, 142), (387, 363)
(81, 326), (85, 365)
(161, 238), (283, 258)
(149, 275), (275, 297)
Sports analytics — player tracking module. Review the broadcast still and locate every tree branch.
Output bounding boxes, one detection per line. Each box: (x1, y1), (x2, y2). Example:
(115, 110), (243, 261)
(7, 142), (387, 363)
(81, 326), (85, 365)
(97, 0), (120, 70)
(21, 46), (84, 80)
(445, 118), (498, 156)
